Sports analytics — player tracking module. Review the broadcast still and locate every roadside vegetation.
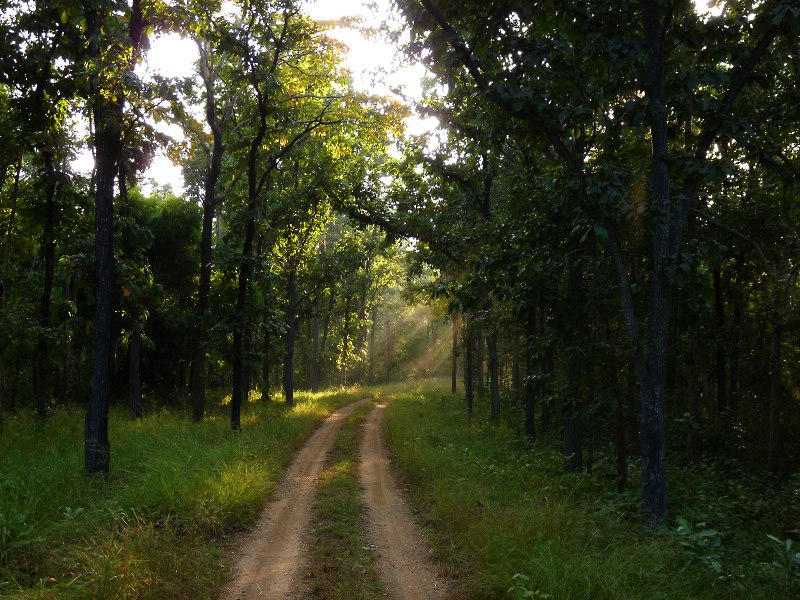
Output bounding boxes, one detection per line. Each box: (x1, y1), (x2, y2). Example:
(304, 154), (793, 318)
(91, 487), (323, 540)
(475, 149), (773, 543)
(0, 387), (369, 599)
(382, 384), (799, 599)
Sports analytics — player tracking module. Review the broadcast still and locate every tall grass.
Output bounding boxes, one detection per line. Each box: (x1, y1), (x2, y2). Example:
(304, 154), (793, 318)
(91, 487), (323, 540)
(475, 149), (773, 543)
(381, 387), (791, 599)
(0, 387), (370, 599)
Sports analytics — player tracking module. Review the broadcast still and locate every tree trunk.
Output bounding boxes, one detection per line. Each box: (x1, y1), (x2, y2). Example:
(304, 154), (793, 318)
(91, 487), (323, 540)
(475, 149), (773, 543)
(283, 267), (297, 406)
(563, 262), (583, 473)
(243, 324), (253, 401)
(340, 299), (351, 386)
(524, 306), (536, 442)
(511, 331), (521, 400)
(476, 331), (485, 397)
(191, 201), (214, 421)
(487, 329), (500, 422)
(310, 308), (320, 392)
(464, 313), (474, 416)
(367, 294), (378, 384)
(686, 336), (702, 464)
(129, 322), (142, 419)
(637, 0), (675, 525)
(354, 282), (368, 384)
(35, 152), (58, 424)
(713, 267), (727, 412)
(261, 326), (271, 402)
(615, 373), (627, 492)
(84, 2), (127, 475)
(767, 321), (783, 473)
(451, 311), (460, 393)
(0, 155), (22, 434)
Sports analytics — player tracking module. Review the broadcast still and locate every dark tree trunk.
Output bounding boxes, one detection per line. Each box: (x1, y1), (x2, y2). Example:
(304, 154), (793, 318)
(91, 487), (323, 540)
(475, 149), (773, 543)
(767, 321), (783, 473)
(636, 0), (675, 525)
(524, 306), (536, 442)
(191, 39), (227, 422)
(476, 331), (485, 397)
(615, 371), (627, 492)
(84, 2), (128, 475)
(191, 201), (214, 421)
(487, 330), (500, 422)
(321, 289), (334, 353)
(511, 331), (521, 400)
(367, 293), (378, 384)
(310, 309), (320, 392)
(0, 155), (22, 434)
(686, 336), (702, 464)
(129, 322), (142, 419)
(340, 299), (351, 386)
(464, 313), (474, 416)
(35, 152), (58, 424)
(563, 262), (583, 473)
(243, 324), (253, 401)
(713, 267), (727, 412)
(354, 282), (368, 384)
(283, 267), (297, 406)
(451, 311), (460, 393)
(261, 326), (271, 402)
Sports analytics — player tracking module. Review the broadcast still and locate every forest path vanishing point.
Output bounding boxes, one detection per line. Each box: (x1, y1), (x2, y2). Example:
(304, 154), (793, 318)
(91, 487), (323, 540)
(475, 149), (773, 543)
(220, 398), (449, 600)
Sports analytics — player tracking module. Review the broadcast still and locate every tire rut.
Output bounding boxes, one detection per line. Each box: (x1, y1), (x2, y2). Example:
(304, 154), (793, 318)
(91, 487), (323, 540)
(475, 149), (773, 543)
(360, 402), (448, 600)
(220, 397), (372, 600)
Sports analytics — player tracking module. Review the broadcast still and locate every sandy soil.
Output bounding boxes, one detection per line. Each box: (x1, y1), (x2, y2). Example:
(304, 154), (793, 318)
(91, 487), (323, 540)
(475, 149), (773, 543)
(220, 397), (448, 600)
(220, 398), (372, 600)
(359, 402), (448, 600)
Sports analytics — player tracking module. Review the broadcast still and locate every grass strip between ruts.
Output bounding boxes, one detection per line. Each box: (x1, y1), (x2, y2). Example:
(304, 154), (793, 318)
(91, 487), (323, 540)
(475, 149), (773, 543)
(302, 402), (385, 600)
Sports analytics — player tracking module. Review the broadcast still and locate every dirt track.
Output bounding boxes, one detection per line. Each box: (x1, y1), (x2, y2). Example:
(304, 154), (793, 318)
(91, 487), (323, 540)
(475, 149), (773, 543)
(220, 398), (447, 600)
(360, 402), (448, 599)
(220, 398), (371, 600)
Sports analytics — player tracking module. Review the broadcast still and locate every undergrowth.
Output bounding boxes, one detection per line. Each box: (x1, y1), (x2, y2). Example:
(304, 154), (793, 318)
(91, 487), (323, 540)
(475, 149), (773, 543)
(0, 386), (369, 599)
(381, 387), (797, 599)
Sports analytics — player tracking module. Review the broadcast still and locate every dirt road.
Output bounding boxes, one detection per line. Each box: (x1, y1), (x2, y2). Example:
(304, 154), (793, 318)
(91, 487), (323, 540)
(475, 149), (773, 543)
(220, 397), (446, 600)
(360, 402), (448, 599)
(220, 398), (371, 600)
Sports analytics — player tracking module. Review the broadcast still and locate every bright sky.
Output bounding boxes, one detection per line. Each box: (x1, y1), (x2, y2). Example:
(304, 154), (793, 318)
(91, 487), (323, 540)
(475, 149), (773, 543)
(131, 0), (433, 193)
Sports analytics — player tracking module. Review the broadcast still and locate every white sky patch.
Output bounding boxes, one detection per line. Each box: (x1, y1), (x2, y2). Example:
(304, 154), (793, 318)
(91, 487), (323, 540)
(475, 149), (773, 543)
(138, 0), (435, 193)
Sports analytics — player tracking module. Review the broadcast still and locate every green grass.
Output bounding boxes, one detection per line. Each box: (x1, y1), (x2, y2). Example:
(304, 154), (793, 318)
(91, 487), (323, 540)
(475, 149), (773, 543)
(303, 404), (385, 599)
(0, 386), (370, 599)
(380, 386), (794, 599)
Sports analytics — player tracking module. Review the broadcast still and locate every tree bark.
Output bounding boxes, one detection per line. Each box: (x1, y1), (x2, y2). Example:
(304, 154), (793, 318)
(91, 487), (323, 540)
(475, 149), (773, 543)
(84, 0), (131, 475)
(34, 152), (58, 425)
(0, 154), (22, 434)
(563, 262), (583, 473)
(524, 306), (536, 442)
(451, 311), (460, 393)
(310, 307), (320, 392)
(129, 322), (142, 419)
(767, 321), (783, 473)
(713, 267), (727, 412)
(367, 293), (378, 384)
(464, 313), (474, 416)
(487, 329), (500, 422)
(261, 326), (271, 402)
(283, 267), (297, 406)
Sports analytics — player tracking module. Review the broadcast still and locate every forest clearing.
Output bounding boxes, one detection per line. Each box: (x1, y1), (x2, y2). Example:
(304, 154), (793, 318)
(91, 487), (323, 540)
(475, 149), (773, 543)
(1, 0), (799, 598)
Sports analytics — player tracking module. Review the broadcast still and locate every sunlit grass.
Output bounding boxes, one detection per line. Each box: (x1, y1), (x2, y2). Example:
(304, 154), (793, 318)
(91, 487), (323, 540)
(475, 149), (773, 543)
(380, 386), (791, 599)
(0, 386), (372, 599)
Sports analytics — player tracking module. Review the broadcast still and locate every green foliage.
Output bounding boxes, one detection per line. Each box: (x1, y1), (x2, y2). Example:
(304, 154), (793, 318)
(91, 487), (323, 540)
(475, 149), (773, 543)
(765, 535), (800, 591)
(381, 386), (795, 599)
(0, 387), (369, 598)
(673, 517), (723, 574)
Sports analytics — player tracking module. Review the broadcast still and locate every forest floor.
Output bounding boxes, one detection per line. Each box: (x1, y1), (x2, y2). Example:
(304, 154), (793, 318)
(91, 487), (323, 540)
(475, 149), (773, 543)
(219, 397), (449, 600)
